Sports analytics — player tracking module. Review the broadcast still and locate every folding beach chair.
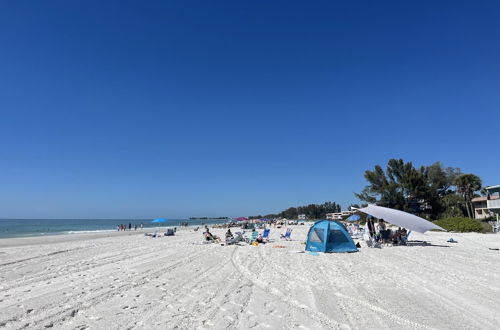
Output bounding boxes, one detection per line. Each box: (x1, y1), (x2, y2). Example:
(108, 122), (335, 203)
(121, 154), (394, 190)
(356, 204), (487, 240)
(280, 228), (292, 240)
(262, 229), (270, 241)
(363, 232), (381, 248)
(349, 225), (362, 239)
(400, 231), (412, 245)
(244, 231), (257, 243)
(203, 232), (220, 244)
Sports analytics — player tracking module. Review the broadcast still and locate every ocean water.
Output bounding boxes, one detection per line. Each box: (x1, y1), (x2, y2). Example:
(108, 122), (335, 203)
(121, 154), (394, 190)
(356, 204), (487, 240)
(0, 218), (229, 239)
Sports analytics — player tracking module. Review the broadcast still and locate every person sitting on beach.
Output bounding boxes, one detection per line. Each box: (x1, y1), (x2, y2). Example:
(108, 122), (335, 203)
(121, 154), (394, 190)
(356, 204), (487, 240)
(204, 232), (214, 241)
(256, 235), (265, 244)
(204, 231), (220, 242)
(392, 227), (402, 244)
(225, 229), (233, 239)
(392, 227), (408, 245)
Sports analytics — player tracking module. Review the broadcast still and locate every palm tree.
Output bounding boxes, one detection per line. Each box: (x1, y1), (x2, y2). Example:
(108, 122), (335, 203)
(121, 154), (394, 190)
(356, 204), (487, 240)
(454, 174), (482, 218)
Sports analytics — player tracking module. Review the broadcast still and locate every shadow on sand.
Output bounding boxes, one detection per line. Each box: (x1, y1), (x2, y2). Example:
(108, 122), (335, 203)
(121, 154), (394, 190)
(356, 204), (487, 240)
(404, 240), (450, 248)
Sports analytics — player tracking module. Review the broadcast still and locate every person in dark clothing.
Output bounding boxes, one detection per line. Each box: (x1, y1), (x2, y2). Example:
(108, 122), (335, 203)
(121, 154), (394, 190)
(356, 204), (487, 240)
(366, 217), (376, 237)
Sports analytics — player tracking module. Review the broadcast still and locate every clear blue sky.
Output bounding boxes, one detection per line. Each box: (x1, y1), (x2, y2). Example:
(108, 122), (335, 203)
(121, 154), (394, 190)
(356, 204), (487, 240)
(1, 1), (499, 219)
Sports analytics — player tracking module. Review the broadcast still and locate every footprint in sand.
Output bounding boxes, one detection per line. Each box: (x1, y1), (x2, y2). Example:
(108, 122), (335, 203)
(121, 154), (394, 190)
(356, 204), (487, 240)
(26, 309), (34, 314)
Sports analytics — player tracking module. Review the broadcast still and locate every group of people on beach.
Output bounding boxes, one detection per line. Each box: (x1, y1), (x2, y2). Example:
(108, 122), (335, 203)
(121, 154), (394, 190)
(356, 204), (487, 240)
(117, 223), (143, 231)
(203, 225), (268, 245)
(364, 217), (408, 245)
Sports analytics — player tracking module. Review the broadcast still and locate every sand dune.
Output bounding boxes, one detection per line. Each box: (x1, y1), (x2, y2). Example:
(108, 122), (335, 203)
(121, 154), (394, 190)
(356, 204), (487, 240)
(0, 226), (499, 329)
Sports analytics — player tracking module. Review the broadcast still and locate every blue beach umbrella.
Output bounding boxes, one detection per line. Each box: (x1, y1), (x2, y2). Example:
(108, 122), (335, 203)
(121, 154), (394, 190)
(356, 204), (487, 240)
(151, 218), (167, 231)
(346, 214), (360, 222)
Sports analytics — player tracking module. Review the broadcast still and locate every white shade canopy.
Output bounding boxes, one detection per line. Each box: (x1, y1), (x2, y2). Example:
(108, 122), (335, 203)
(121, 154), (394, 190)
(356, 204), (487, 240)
(356, 204), (446, 233)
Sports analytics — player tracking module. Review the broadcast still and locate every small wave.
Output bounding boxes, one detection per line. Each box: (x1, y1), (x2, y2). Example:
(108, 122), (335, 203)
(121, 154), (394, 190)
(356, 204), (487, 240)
(66, 230), (116, 235)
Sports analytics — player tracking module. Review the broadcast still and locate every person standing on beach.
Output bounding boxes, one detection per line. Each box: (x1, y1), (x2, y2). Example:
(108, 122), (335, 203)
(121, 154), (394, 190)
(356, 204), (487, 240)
(366, 217), (375, 237)
(378, 219), (386, 232)
(128, 223), (131, 231)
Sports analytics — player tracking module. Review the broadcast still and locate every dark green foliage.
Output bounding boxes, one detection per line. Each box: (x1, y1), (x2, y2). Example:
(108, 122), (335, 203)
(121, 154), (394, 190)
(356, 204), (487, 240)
(454, 174), (482, 218)
(440, 194), (467, 218)
(434, 217), (485, 232)
(254, 201), (342, 220)
(481, 222), (493, 233)
(355, 159), (479, 219)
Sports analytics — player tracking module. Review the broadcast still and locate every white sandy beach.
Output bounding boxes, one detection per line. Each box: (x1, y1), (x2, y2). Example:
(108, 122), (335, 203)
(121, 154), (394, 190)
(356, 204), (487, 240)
(1, 226), (499, 330)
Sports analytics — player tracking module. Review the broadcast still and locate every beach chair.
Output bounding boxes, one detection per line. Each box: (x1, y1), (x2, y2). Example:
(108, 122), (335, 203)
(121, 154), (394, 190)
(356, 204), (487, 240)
(203, 232), (220, 244)
(400, 231), (412, 245)
(363, 232), (373, 247)
(225, 235), (236, 245)
(247, 231), (259, 243)
(349, 226), (362, 239)
(262, 229), (271, 241)
(280, 229), (292, 240)
(225, 231), (244, 245)
(363, 232), (381, 248)
(164, 229), (175, 236)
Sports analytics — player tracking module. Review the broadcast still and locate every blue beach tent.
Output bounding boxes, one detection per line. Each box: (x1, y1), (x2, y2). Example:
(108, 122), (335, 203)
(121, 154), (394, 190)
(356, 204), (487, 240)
(305, 220), (358, 253)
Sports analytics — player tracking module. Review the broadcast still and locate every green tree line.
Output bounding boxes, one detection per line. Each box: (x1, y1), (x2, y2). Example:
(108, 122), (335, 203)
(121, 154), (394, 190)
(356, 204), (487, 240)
(355, 159), (483, 219)
(250, 201), (342, 220)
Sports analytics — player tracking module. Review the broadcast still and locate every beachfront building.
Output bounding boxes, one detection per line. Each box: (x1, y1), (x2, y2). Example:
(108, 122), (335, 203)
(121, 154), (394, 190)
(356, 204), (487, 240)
(326, 211), (355, 220)
(298, 214), (306, 220)
(484, 185), (500, 232)
(485, 185), (500, 215)
(471, 195), (499, 219)
(485, 185), (500, 219)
